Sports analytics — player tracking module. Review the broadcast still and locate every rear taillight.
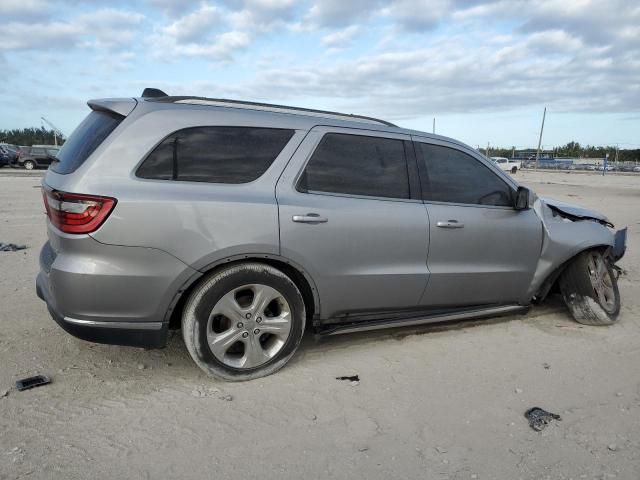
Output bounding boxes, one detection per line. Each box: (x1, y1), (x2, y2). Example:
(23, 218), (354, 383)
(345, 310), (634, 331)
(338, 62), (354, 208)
(41, 187), (116, 234)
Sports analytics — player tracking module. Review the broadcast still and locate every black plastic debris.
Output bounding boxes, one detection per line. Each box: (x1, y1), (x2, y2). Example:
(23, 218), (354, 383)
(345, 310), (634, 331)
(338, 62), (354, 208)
(525, 407), (561, 431)
(336, 375), (359, 382)
(15, 375), (51, 392)
(0, 243), (27, 252)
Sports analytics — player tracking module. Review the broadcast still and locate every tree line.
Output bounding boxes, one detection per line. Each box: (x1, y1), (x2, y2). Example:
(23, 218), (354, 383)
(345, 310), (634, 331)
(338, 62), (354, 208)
(490, 141), (639, 162)
(0, 128), (64, 147)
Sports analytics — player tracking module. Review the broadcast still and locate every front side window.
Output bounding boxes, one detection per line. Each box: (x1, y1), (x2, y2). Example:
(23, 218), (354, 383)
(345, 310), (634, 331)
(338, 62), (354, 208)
(297, 133), (410, 199)
(137, 126), (294, 184)
(416, 142), (513, 207)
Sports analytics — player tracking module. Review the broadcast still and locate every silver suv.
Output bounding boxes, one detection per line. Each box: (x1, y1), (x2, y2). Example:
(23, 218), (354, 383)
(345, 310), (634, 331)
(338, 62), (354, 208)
(37, 89), (627, 381)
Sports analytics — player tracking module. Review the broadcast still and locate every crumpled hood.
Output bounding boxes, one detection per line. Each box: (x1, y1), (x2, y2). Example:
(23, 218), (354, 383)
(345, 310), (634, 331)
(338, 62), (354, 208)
(540, 196), (611, 225)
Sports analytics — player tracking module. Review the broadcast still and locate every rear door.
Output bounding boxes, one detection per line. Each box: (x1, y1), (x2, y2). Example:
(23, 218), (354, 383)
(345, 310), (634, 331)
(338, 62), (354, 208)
(276, 127), (429, 319)
(413, 138), (542, 307)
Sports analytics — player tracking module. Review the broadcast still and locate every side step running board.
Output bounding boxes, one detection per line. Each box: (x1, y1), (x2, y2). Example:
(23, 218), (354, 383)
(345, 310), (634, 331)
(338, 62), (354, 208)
(316, 305), (527, 336)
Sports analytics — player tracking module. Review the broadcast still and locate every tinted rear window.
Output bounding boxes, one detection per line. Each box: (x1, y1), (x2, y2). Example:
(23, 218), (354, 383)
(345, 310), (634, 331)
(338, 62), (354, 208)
(137, 126), (294, 184)
(51, 110), (123, 174)
(297, 133), (410, 199)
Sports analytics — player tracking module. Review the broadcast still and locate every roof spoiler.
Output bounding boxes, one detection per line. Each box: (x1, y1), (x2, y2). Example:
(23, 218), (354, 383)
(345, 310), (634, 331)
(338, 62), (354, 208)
(87, 98), (137, 117)
(142, 88), (168, 98)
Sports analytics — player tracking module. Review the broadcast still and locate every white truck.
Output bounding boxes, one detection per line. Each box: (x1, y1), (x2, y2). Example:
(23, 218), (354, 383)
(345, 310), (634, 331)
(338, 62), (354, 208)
(491, 157), (521, 174)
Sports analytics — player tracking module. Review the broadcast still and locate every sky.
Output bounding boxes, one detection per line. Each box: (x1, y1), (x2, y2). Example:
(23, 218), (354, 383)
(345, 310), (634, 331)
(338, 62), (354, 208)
(1, 0), (639, 149)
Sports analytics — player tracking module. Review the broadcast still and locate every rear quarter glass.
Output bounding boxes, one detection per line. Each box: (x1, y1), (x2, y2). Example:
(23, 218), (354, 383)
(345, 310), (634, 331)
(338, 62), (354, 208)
(51, 110), (123, 175)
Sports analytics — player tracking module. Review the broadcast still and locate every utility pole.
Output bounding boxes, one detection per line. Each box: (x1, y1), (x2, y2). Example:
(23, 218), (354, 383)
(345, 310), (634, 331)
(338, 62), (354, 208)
(432, 118), (436, 134)
(535, 107), (546, 171)
(41, 117), (65, 146)
(486, 142), (490, 158)
(512, 146), (515, 159)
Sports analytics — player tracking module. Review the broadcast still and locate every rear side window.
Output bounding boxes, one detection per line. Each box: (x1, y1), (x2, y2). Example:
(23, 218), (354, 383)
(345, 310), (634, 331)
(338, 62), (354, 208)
(51, 110), (123, 174)
(415, 142), (513, 206)
(137, 127), (294, 184)
(297, 133), (410, 199)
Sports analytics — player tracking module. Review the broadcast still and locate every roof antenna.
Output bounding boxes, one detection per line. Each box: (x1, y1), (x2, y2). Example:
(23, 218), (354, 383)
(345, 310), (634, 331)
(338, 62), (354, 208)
(142, 88), (168, 98)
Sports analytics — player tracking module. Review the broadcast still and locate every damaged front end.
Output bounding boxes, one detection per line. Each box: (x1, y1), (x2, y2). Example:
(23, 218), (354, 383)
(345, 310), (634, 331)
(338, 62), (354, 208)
(527, 196), (627, 302)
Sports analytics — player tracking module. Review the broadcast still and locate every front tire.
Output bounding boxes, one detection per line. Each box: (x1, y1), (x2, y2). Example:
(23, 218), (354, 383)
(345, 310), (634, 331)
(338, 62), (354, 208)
(182, 263), (306, 381)
(559, 250), (620, 325)
(23, 160), (35, 170)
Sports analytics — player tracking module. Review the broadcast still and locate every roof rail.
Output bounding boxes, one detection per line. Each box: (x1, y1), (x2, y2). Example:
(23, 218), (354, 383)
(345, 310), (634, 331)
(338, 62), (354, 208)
(146, 95), (397, 127)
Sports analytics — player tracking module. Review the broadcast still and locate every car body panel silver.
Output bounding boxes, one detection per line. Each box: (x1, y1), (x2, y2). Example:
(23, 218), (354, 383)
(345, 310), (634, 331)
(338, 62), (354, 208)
(276, 127), (430, 318)
(525, 198), (617, 299)
(538, 196), (611, 224)
(41, 224), (198, 324)
(38, 95), (625, 342)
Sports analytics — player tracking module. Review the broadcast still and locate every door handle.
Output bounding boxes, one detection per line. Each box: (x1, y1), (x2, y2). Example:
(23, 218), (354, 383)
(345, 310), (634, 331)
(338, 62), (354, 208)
(436, 220), (464, 229)
(292, 213), (328, 224)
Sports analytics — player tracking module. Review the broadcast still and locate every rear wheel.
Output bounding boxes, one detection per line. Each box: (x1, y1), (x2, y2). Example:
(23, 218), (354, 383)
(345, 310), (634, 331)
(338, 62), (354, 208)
(182, 263), (306, 381)
(23, 160), (35, 170)
(511, 166), (518, 174)
(559, 250), (620, 325)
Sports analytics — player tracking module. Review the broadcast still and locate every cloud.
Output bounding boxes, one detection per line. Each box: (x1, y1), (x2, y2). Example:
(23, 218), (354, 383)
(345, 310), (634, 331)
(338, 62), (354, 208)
(0, 0), (49, 21)
(381, 0), (450, 31)
(305, 0), (383, 28)
(151, 29), (251, 62)
(161, 4), (222, 44)
(321, 25), (359, 47)
(1, 8), (144, 51)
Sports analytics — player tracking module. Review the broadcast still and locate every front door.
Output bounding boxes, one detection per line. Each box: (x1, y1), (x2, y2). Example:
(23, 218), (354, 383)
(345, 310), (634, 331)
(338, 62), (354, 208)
(413, 138), (543, 307)
(276, 127), (430, 319)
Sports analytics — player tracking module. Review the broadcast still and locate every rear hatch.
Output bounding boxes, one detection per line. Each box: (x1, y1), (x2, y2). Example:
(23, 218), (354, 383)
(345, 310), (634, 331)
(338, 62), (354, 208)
(42, 98), (137, 242)
(50, 99), (136, 176)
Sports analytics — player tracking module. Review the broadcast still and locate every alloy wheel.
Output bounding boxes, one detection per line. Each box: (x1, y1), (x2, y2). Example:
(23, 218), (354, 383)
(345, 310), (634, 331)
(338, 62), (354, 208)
(206, 284), (292, 369)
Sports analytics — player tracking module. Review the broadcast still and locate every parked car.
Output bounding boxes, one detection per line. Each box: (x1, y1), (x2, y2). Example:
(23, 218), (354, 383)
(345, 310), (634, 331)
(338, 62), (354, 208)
(36, 89), (627, 381)
(0, 145), (9, 166)
(633, 166), (640, 172)
(490, 156), (521, 174)
(17, 145), (60, 170)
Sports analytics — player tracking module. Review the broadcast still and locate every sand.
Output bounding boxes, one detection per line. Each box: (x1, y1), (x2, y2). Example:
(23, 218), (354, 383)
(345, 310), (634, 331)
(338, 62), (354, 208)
(0, 169), (638, 479)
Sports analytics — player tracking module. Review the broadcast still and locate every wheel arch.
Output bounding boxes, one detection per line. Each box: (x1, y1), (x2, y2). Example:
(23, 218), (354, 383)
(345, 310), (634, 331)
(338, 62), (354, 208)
(168, 254), (320, 329)
(533, 244), (611, 302)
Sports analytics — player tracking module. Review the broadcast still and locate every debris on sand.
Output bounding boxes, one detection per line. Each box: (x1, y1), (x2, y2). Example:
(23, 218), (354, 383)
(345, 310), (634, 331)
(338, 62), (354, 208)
(525, 407), (562, 431)
(15, 375), (51, 391)
(336, 375), (359, 382)
(0, 243), (27, 252)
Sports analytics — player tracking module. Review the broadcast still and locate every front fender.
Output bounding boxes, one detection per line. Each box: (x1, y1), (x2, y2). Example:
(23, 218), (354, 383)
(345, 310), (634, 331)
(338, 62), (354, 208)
(526, 198), (617, 300)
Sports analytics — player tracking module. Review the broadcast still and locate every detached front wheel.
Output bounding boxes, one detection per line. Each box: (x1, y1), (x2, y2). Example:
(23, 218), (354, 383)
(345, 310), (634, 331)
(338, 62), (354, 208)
(182, 263), (306, 381)
(559, 250), (621, 325)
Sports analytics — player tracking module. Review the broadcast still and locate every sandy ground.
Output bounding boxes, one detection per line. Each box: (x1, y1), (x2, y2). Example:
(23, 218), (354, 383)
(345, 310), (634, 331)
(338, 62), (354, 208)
(0, 169), (638, 480)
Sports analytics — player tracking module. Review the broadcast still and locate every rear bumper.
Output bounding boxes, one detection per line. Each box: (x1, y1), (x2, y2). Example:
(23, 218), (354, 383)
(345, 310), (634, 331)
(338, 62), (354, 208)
(36, 235), (198, 349)
(37, 270), (169, 348)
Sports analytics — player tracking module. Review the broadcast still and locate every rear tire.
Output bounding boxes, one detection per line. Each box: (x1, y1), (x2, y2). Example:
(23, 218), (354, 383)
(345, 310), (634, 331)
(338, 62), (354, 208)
(559, 250), (620, 326)
(511, 166), (518, 174)
(23, 160), (35, 170)
(182, 263), (306, 381)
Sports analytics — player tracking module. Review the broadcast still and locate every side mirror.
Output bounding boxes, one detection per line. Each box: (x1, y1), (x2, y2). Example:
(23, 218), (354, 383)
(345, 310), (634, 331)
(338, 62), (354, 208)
(514, 186), (530, 210)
